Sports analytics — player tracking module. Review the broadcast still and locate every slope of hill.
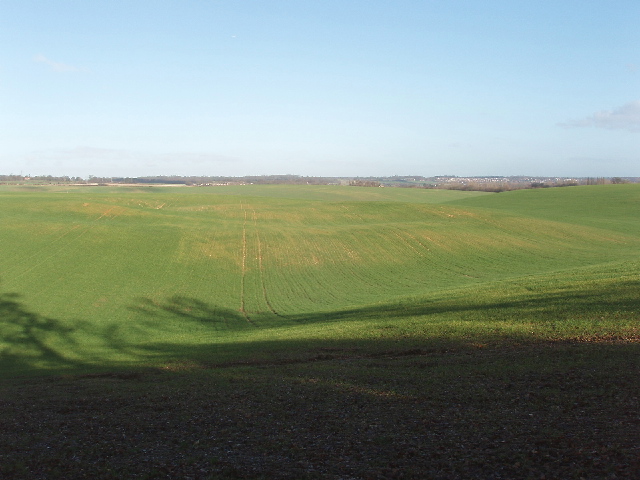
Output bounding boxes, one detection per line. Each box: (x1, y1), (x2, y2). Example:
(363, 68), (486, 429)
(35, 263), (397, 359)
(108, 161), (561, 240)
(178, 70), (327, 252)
(1, 184), (638, 479)
(0, 184), (638, 375)
(448, 183), (640, 235)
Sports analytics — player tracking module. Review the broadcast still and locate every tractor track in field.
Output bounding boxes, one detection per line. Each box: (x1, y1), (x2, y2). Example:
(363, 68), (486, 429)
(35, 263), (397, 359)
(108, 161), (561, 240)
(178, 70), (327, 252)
(392, 228), (425, 257)
(239, 205), (255, 326)
(239, 206), (282, 322)
(395, 226), (431, 253)
(252, 209), (284, 318)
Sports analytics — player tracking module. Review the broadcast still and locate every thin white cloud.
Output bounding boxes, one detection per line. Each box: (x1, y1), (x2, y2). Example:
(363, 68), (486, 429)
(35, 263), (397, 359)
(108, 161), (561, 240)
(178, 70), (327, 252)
(559, 100), (640, 132)
(23, 147), (239, 166)
(153, 152), (239, 164)
(12, 147), (243, 177)
(34, 54), (84, 72)
(22, 146), (131, 161)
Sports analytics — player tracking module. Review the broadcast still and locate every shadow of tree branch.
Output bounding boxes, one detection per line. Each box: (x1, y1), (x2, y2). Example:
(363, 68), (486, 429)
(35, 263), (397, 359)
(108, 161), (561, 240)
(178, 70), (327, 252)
(0, 291), (83, 372)
(130, 296), (249, 331)
(130, 279), (640, 329)
(2, 276), (638, 376)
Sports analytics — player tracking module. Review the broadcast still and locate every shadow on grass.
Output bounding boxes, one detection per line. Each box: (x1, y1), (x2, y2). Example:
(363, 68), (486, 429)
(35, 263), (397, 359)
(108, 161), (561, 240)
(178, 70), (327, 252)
(0, 292), (83, 373)
(1, 278), (639, 377)
(131, 296), (249, 331)
(283, 279), (640, 325)
(131, 278), (640, 325)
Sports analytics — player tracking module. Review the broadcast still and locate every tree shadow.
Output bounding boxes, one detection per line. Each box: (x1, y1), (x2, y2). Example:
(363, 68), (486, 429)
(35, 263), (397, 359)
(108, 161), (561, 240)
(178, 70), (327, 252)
(130, 296), (251, 331)
(0, 291), (83, 373)
(2, 276), (639, 377)
(286, 279), (640, 325)
(124, 277), (640, 369)
(129, 279), (640, 330)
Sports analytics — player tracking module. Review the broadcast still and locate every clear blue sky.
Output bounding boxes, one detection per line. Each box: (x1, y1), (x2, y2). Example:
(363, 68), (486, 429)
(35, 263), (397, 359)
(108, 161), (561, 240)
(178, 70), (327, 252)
(1, 1), (638, 178)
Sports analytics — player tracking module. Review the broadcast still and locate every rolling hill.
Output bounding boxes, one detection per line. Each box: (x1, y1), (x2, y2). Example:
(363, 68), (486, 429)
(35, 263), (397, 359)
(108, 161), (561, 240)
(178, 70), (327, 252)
(1, 184), (638, 375)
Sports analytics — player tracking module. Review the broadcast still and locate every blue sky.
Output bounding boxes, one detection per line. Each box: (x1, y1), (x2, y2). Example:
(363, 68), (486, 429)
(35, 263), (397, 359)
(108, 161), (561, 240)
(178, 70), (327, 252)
(1, 1), (638, 178)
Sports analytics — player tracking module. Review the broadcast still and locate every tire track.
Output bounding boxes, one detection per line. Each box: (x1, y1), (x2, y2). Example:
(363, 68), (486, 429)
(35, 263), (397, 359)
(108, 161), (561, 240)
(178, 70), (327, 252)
(239, 204), (255, 325)
(252, 209), (284, 318)
(392, 226), (429, 257)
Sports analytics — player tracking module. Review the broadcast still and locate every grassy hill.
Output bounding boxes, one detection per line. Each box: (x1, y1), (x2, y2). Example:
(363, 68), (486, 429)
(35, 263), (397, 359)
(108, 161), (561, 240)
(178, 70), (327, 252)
(1, 184), (638, 478)
(1, 184), (638, 375)
(449, 183), (640, 235)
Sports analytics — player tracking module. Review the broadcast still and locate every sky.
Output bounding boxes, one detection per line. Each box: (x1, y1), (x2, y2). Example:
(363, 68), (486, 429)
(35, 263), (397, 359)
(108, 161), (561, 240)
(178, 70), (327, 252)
(1, 1), (639, 178)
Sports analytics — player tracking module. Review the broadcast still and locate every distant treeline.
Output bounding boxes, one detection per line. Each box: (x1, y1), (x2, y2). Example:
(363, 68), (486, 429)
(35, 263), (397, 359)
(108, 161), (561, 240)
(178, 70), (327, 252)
(0, 174), (338, 185)
(435, 177), (633, 192)
(98, 174), (338, 185)
(1, 174), (637, 191)
(0, 174), (85, 183)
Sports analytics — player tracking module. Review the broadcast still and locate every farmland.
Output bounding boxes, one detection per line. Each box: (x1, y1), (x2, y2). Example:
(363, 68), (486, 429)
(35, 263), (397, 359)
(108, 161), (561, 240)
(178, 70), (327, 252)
(1, 184), (639, 478)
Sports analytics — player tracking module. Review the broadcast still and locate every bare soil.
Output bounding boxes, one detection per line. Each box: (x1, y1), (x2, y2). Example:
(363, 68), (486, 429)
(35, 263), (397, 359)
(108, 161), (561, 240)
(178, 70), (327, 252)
(1, 342), (638, 479)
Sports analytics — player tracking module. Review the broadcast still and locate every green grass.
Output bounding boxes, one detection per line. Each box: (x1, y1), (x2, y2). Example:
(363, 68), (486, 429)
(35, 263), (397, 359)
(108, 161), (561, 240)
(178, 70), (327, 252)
(450, 183), (640, 235)
(1, 184), (638, 376)
(1, 184), (639, 478)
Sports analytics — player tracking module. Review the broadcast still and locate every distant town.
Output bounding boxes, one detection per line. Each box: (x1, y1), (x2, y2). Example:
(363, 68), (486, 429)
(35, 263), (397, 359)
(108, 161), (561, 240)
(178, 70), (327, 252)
(1, 174), (637, 192)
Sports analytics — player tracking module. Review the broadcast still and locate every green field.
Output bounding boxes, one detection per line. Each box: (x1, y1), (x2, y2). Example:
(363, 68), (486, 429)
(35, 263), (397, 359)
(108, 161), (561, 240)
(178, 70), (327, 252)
(1, 184), (639, 478)
(1, 184), (638, 375)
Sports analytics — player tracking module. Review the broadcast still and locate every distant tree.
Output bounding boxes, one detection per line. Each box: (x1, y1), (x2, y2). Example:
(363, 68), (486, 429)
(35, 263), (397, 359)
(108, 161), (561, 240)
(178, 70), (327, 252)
(349, 180), (381, 187)
(584, 177), (606, 185)
(611, 177), (628, 184)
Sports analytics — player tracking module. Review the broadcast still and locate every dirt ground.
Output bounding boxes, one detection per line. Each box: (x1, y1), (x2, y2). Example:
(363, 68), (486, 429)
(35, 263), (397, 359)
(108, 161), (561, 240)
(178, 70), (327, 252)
(1, 342), (639, 479)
